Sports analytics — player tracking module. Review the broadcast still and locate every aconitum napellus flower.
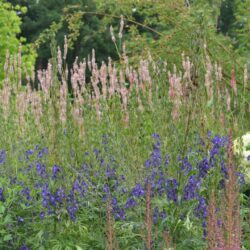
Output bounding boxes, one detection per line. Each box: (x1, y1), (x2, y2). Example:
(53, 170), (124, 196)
(36, 162), (47, 178)
(25, 149), (34, 161)
(125, 197), (137, 209)
(0, 150), (6, 164)
(52, 165), (61, 179)
(166, 178), (178, 202)
(131, 184), (145, 197)
(19, 245), (30, 250)
(183, 175), (200, 200)
(0, 188), (5, 202)
(198, 158), (210, 178)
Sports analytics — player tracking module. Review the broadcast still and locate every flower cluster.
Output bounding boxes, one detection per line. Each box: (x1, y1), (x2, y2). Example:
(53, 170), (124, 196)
(0, 131), (245, 249)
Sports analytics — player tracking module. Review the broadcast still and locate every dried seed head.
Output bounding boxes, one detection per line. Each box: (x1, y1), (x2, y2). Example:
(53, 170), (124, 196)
(110, 26), (116, 43)
(118, 15), (124, 39)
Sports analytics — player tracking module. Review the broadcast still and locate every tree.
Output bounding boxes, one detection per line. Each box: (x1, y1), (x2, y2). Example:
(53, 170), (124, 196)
(231, 0), (250, 62)
(7, 0), (118, 68)
(0, 0), (36, 82)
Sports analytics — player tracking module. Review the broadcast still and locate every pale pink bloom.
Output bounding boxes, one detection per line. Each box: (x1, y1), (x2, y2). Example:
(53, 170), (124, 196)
(231, 69), (237, 95)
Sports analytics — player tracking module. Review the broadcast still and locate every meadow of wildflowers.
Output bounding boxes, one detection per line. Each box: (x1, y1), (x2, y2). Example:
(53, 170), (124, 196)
(0, 36), (249, 249)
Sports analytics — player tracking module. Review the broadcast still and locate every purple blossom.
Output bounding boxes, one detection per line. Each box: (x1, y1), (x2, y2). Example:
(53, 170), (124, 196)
(236, 172), (245, 185)
(52, 165), (61, 179)
(72, 179), (82, 193)
(181, 157), (192, 175)
(125, 198), (137, 209)
(55, 187), (65, 203)
(113, 207), (125, 221)
(198, 158), (210, 178)
(37, 147), (48, 158)
(145, 159), (152, 168)
(131, 184), (145, 197)
(40, 211), (45, 219)
(67, 205), (78, 221)
(19, 245), (30, 250)
(106, 167), (116, 178)
(211, 135), (228, 148)
(0, 188), (5, 202)
(166, 179), (178, 202)
(183, 175), (200, 200)
(21, 187), (32, 200)
(207, 130), (211, 138)
(153, 207), (166, 224)
(103, 184), (110, 194)
(195, 197), (208, 219)
(36, 162), (47, 178)
(165, 154), (170, 166)
(151, 144), (162, 167)
(0, 150), (6, 164)
(25, 149), (34, 161)
(220, 160), (228, 178)
(17, 216), (24, 223)
(152, 132), (160, 140)
(153, 206), (159, 224)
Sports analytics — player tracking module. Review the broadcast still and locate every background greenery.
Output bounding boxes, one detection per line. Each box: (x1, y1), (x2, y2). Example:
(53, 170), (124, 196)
(0, 0), (249, 249)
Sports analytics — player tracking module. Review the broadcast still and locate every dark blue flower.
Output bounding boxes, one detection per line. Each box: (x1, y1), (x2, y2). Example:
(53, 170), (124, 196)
(72, 179), (82, 193)
(183, 175), (200, 200)
(181, 157), (192, 175)
(52, 165), (61, 179)
(166, 179), (178, 202)
(113, 207), (125, 221)
(145, 159), (152, 168)
(41, 184), (50, 207)
(152, 132), (160, 140)
(236, 172), (245, 185)
(153, 206), (159, 224)
(36, 162), (47, 178)
(55, 187), (65, 203)
(67, 205), (78, 221)
(103, 184), (110, 194)
(195, 197), (207, 219)
(0, 188), (5, 202)
(21, 187), (32, 200)
(25, 149), (34, 161)
(207, 130), (211, 138)
(93, 148), (100, 158)
(40, 212), (45, 219)
(37, 147), (48, 158)
(131, 184), (145, 197)
(151, 145), (162, 167)
(125, 198), (137, 209)
(19, 245), (30, 250)
(211, 135), (228, 148)
(106, 167), (116, 178)
(17, 216), (24, 223)
(198, 158), (210, 178)
(165, 154), (170, 166)
(0, 150), (6, 164)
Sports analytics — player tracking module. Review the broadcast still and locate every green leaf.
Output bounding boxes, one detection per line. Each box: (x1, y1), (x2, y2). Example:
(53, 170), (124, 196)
(0, 205), (5, 214)
(75, 245), (83, 250)
(3, 234), (12, 241)
(206, 97), (213, 107)
(4, 214), (12, 224)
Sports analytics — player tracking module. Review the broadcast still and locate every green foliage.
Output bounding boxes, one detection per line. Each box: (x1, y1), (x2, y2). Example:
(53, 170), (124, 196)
(231, 0), (250, 61)
(8, 0), (117, 67)
(0, 0), (36, 83)
(0, 0), (249, 249)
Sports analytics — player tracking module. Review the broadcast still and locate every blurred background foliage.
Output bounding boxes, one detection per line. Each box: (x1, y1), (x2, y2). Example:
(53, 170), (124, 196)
(2, 0), (250, 78)
(0, 0), (36, 80)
